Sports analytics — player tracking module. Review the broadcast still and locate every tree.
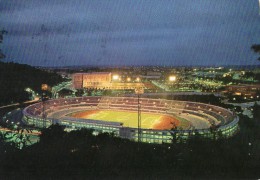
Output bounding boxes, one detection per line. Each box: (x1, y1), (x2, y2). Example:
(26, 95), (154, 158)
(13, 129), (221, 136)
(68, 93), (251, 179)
(252, 102), (260, 120)
(0, 29), (8, 59)
(251, 44), (260, 61)
(39, 124), (67, 144)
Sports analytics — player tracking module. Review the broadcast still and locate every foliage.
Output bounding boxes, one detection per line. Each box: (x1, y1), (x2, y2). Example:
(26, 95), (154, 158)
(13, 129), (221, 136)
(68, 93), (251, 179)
(0, 29), (8, 59)
(0, 62), (63, 106)
(252, 102), (260, 119)
(75, 89), (84, 97)
(251, 44), (260, 53)
(251, 44), (260, 61)
(57, 88), (74, 98)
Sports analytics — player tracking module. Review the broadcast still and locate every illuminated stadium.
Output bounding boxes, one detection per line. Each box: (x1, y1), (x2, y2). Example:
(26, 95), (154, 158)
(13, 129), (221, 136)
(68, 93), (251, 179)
(22, 96), (239, 144)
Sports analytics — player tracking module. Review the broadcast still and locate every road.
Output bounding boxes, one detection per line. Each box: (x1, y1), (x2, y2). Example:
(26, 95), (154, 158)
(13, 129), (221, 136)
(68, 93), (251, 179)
(0, 127), (40, 136)
(0, 98), (39, 110)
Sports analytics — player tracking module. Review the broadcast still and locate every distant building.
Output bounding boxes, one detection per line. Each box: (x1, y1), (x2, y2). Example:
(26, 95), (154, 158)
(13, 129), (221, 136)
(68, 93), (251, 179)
(72, 72), (155, 90)
(226, 84), (260, 97)
(73, 72), (111, 89)
(141, 71), (162, 80)
(73, 73), (84, 89)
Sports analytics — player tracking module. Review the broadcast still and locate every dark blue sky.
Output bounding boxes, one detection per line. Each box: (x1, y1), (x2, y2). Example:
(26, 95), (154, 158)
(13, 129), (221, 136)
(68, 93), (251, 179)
(1, 0), (260, 67)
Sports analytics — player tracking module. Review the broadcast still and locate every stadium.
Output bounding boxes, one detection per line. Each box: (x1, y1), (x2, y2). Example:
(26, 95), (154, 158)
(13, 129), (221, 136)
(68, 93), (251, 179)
(22, 96), (239, 144)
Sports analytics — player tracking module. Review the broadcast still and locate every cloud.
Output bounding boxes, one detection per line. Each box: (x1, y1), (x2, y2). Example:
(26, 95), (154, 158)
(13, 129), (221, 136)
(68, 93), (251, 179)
(0, 0), (260, 66)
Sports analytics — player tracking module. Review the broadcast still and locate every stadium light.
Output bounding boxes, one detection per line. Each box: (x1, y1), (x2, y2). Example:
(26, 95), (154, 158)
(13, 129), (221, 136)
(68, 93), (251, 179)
(136, 77), (140, 82)
(169, 76), (176, 82)
(112, 74), (119, 80)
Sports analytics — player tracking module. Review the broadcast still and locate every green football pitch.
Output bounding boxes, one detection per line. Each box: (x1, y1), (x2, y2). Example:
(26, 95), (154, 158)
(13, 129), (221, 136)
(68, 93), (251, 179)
(69, 109), (189, 130)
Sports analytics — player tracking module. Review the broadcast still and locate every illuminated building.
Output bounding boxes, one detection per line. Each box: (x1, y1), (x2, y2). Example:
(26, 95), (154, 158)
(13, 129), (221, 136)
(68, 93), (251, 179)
(226, 84), (260, 97)
(73, 72), (111, 89)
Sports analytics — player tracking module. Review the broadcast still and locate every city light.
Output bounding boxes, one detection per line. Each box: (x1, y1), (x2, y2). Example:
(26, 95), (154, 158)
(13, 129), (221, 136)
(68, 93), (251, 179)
(25, 88), (32, 92)
(127, 77), (131, 82)
(136, 77), (140, 82)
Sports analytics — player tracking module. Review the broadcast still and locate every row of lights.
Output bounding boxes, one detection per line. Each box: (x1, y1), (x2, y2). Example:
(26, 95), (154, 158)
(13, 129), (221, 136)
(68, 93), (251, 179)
(112, 75), (176, 82)
(112, 75), (141, 82)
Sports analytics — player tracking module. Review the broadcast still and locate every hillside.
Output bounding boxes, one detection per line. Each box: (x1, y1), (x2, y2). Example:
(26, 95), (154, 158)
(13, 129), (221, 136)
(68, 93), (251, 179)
(0, 62), (63, 106)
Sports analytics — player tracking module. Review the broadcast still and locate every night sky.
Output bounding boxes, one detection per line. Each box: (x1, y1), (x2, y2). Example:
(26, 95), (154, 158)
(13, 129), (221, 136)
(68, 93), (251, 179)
(1, 0), (260, 67)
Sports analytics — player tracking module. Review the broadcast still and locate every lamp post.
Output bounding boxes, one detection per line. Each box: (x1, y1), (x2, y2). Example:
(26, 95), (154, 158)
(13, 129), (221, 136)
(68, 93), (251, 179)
(41, 84), (48, 128)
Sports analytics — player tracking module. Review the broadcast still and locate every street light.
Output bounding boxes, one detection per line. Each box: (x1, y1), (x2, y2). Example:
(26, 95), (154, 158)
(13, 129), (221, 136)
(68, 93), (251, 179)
(41, 84), (49, 128)
(25, 88), (32, 92)
(41, 84), (48, 91)
(135, 87), (144, 143)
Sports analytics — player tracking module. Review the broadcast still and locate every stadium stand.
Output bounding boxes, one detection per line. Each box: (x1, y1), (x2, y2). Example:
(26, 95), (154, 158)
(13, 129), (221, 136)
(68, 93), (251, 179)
(22, 96), (239, 144)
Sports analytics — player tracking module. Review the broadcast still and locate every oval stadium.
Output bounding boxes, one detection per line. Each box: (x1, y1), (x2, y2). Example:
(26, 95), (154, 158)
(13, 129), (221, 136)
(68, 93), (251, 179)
(22, 96), (239, 144)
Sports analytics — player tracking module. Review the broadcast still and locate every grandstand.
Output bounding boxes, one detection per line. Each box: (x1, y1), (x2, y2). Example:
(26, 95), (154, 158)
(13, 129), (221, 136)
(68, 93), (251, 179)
(22, 96), (239, 144)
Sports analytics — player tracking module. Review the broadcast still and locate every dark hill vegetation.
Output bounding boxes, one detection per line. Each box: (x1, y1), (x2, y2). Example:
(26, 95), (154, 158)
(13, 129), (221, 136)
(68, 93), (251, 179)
(0, 62), (63, 106)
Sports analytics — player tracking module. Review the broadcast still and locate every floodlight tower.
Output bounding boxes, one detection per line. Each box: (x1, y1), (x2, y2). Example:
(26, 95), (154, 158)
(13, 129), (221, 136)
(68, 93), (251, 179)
(135, 87), (144, 142)
(169, 75), (176, 82)
(41, 84), (48, 128)
(168, 75), (176, 92)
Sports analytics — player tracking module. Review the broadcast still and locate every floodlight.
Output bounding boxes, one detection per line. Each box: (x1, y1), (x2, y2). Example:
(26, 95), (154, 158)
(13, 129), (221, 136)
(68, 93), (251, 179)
(169, 76), (176, 82)
(112, 75), (119, 80)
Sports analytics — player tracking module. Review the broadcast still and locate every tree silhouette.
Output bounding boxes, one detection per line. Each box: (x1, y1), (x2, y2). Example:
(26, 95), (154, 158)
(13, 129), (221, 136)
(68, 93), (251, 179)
(252, 102), (260, 119)
(0, 29), (8, 59)
(251, 44), (260, 61)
